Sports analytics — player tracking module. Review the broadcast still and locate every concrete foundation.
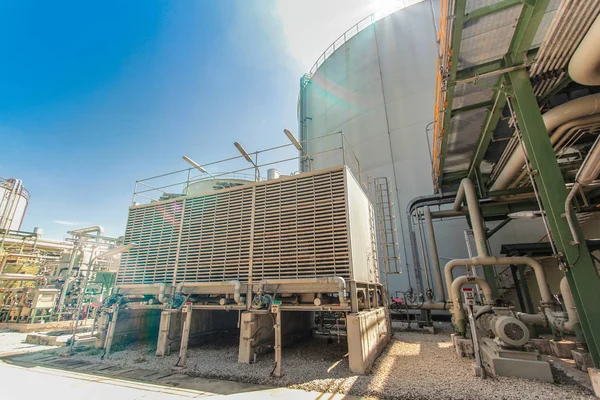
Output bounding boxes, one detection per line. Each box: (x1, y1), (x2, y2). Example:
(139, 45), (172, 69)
(156, 309), (239, 357)
(238, 311), (313, 364)
(571, 350), (594, 373)
(98, 308), (162, 348)
(550, 340), (577, 359)
(589, 368), (600, 398)
(347, 307), (390, 374)
(451, 334), (474, 358)
(527, 338), (552, 355)
(480, 338), (553, 382)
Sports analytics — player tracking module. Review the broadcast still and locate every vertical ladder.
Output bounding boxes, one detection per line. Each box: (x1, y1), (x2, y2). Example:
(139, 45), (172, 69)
(374, 177), (401, 274)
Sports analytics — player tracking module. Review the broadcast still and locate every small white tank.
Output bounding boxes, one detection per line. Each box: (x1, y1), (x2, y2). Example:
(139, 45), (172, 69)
(267, 169), (281, 180)
(0, 178), (29, 231)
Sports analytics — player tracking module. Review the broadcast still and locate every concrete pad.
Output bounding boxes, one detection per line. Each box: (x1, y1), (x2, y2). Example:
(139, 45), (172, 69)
(0, 319), (94, 333)
(589, 368), (600, 398)
(528, 338), (551, 355)
(451, 334), (474, 358)
(550, 340), (577, 359)
(572, 350), (594, 373)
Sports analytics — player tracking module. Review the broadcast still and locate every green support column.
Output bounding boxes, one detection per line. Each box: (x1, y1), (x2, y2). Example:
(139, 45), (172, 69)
(506, 68), (600, 367)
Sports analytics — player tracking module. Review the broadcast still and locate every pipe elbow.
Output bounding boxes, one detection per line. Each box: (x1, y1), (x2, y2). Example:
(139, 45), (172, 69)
(568, 16), (600, 86)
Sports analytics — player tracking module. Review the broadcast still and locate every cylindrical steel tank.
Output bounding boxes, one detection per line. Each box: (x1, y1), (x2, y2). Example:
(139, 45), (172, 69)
(297, 0), (547, 294)
(0, 178), (29, 231)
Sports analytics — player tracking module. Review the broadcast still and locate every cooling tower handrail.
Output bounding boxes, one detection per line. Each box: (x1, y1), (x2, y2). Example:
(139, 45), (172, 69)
(307, 0), (426, 77)
(131, 131), (365, 204)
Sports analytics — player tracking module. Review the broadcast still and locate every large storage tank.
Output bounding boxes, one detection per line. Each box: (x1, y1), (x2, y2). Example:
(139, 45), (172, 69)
(298, 0), (546, 294)
(0, 178), (29, 231)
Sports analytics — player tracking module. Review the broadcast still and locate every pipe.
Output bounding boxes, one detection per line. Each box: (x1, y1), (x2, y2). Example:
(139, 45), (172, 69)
(453, 179), (488, 257)
(490, 93), (600, 191)
(415, 210), (432, 292)
(258, 277), (347, 304)
(444, 256), (552, 304)
(516, 312), (547, 326)
(559, 276), (579, 333)
(118, 283), (167, 303)
(0, 273), (41, 281)
(569, 15), (600, 86)
(451, 275), (494, 334)
(176, 281), (242, 305)
(424, 207), (445, 301)
(565, 134), (600, 244)
(68, 226), (105, 236)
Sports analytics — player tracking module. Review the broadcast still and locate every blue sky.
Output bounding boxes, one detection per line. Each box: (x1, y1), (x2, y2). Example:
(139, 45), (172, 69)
(0, 0), (384, 240)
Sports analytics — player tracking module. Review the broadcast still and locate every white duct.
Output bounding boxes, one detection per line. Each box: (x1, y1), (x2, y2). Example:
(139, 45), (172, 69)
(490, 93), (600, 191)
(568, 15), (600, 86)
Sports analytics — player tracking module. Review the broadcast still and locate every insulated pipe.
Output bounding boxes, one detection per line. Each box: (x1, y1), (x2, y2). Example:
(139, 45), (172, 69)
(68, 226), (105, 236)
(424, 207), (445, 301)
(451, 276), (494, 334)
(117, 283), (167, 303)
(559, 276), (579, 333)
(444, 256), (552, 305)
(565, 134), (600, 244)
(490, 93), (600, 191)
(569, 15), (600, 86)
(453, 179), (488, 257)
(0, 273), (41, 281)
(258, 277), (347, 304)
(516, 312), (547, 326)
(176, 281), (242, 305)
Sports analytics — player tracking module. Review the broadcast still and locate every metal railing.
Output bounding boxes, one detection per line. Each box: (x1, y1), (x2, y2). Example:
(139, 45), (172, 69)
(132, 131), (366, 204)
(308, 0), (425, 77)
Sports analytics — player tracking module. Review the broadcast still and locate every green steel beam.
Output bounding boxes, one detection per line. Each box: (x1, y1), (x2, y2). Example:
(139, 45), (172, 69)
(465, 0), (527, 22)
(455, 48), (538, 81)
(466, 81), (508, 180)
(436, 0), (468, 186)
(507, 68), (600, 368)
(463, 0), (549, 183)
(451, 100), (493, 116)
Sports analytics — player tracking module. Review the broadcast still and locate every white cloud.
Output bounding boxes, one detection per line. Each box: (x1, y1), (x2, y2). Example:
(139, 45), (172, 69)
(53, 220), (79, 226)
(273, 0), (384, 72)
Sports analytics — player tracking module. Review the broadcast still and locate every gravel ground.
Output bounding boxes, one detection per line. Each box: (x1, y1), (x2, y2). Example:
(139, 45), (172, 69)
(61, 323), (595, 400)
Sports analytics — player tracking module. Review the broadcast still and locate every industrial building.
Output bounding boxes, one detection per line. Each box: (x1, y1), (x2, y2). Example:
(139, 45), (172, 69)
(3, 0), (600, 398)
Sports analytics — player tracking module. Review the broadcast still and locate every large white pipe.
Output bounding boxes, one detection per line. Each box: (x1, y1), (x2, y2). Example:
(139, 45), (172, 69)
(444, 256), (552, 304)
(117, 283), (167, 303)
(424, 206), (445, 301)
(558, 276), (579, 333)
(450, 276), (494, 334)
(68, 226), (105, 236)
(258, 277), (347, 304)
(176, 281), (242, 305)
(565, 134), (600, 244)
(569, 15), (600, 86)
(491, 93), (600, 191)
(453, 179), (488, 257)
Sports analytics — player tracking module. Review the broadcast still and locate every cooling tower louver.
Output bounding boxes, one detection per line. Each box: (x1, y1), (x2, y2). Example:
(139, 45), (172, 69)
(117, 167), (377, 286)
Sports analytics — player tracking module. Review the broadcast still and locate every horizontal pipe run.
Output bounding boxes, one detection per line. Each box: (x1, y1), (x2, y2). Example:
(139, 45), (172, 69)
(176, 281), (242, 305)
(258, 277), (347, 304)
